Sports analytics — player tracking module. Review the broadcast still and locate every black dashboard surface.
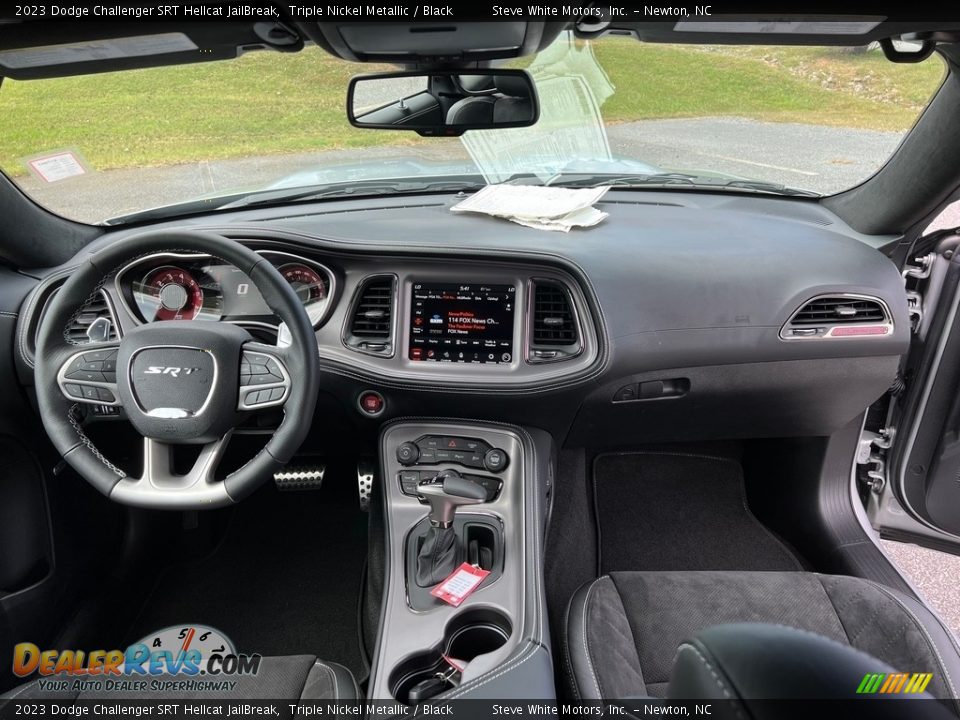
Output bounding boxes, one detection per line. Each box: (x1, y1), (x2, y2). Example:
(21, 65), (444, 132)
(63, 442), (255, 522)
(13, 189), (911, 445)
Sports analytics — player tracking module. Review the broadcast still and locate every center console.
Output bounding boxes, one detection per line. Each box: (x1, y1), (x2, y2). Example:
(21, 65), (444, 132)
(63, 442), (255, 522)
(370, 420), (555, 701)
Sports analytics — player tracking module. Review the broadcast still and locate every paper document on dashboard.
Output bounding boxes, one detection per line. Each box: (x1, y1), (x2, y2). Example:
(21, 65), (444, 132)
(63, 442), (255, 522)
(450, 184), (608, 232)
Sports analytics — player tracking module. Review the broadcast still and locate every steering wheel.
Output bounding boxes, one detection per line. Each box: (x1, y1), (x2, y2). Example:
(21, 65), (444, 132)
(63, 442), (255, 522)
(34, 230), (321, 510)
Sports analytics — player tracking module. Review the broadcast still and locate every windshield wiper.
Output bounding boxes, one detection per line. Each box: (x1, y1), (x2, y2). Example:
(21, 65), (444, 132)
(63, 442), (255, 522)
(105, 178), (488, 225)
(546, 173), (820, 197)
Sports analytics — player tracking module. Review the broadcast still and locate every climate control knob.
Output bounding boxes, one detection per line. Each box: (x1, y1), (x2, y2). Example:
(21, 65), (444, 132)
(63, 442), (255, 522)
(483, 448), (509, 473)
(396, 442), (420, 466)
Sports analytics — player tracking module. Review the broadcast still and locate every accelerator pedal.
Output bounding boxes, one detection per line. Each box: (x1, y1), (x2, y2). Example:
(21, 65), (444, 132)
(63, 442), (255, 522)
(357, 460), (375, 512)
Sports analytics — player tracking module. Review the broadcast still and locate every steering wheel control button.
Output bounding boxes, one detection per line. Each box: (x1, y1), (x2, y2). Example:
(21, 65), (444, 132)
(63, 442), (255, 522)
(58, 349), (122, 406)
(237, 350), (290, 411)
(483, 448), (510, 473)
(64, 383), (84, 399)
(396, 442), (420, 465)
(358, 390), (385, 416)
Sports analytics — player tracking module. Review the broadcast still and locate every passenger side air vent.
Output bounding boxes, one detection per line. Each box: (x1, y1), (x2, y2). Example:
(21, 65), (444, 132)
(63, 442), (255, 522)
(781, 295), (891, 340)
(344, 276), (395, 356)
(66, 291), (118, 344)
(528, 280), (581, 362)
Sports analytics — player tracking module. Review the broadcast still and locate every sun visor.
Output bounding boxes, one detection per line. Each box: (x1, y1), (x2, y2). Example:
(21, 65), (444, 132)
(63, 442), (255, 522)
(0, 20), (303, 80)
(300, 21), (567, 64)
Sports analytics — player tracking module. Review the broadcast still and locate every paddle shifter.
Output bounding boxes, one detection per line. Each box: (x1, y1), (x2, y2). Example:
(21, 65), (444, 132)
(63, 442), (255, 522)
(415, 469), (487, 586)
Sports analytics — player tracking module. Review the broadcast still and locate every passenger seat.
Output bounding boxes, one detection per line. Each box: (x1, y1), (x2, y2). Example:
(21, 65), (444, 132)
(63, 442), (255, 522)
(564, 570), (960, 711)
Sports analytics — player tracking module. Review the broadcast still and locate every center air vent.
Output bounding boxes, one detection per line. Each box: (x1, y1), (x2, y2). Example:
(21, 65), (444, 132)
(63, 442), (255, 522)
(781, 295), (891, 340)
(344, 276), (395, 356)
(528, 280), (581, 362)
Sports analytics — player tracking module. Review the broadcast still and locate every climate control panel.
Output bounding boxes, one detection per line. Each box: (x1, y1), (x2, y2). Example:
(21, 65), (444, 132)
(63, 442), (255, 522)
(395, 435), (510, 473)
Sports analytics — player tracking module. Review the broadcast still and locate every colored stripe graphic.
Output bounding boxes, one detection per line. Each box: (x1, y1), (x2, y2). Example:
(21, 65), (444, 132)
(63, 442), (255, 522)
(857, 672), (933, 694)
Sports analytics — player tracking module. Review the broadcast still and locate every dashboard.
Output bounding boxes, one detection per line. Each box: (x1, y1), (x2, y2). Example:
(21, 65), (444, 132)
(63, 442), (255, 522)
(10, 189), (915, 445)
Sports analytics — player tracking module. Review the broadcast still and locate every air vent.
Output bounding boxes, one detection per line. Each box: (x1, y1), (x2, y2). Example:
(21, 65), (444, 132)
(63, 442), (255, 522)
(782, 295), (891, 340)
(345, 276), (395, 355)
(792, 297), (886, 325)
(66, 291), (118, 344)
(529, 280), (581, 362)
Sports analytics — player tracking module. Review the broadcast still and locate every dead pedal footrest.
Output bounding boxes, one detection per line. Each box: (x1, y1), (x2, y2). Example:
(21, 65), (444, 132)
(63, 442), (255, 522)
(273, 465), (325, 491)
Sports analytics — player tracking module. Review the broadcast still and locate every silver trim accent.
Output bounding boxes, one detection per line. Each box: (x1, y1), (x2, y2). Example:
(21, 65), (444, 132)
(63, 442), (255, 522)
(109, 433), (234, 509)
(778, 292), (894, 341)
(56, 347), (121, 407)
(127, 345), (218, 418)
(114, 249), (337, 330)
(237, 349), (291, 411)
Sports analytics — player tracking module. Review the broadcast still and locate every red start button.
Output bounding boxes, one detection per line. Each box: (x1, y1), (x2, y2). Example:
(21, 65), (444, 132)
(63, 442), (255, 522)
(358, 391), (385, 416)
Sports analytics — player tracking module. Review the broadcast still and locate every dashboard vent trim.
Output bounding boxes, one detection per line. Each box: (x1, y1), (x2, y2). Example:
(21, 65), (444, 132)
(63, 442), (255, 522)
(527, 279), (583, 363)
(780, 294), (893, 340)
(344, 275), (396, 357)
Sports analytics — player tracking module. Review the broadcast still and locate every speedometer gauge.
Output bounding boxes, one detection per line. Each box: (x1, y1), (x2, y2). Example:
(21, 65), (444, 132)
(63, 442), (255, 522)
(279, 263), (328, 305)
(134, 266), (209, 321)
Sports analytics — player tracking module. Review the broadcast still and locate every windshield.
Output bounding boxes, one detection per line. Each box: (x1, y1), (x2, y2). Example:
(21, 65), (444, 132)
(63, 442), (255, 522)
(0, 32), (946, 224)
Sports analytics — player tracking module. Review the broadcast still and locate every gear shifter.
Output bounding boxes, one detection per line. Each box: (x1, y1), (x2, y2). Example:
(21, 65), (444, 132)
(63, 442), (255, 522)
(415, 469), (487, 586)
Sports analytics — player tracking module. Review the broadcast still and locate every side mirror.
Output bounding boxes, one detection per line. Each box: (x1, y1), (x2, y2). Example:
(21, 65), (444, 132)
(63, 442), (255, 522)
(347, 69), (539, 136)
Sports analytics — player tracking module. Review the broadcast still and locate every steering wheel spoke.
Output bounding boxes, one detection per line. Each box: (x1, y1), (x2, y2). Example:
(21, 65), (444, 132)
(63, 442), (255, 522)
(110, 433), (234, 508)
(57, 343), (122, 407)
(238, 342), (291, 411)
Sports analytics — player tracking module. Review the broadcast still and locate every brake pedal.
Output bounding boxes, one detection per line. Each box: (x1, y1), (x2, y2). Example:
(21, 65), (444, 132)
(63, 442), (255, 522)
(357, 461), (375, 512)
(273, 465), (325, 491)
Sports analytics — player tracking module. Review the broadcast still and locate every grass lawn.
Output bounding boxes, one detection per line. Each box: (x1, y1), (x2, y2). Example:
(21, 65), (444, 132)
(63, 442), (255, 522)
(0, 37), (946, 176)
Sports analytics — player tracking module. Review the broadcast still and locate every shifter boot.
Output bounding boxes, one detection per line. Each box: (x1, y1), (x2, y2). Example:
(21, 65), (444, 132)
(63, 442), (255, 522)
(416, 525), (459, 587)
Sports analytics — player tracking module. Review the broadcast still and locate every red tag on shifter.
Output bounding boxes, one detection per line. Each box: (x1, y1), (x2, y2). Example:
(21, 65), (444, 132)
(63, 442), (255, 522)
(431, 563), (490, 607)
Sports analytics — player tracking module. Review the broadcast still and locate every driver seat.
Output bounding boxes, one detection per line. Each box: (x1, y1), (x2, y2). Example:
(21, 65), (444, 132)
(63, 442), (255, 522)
(2, 656), (358, 701)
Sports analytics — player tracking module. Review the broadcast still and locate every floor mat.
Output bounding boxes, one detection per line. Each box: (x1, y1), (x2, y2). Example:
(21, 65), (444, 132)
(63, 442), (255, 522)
(594, 452), (803, 574)
(125, 475), (368, 679)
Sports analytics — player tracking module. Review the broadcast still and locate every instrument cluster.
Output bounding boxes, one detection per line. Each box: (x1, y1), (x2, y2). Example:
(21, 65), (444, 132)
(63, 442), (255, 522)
(115, 250), (335, 330)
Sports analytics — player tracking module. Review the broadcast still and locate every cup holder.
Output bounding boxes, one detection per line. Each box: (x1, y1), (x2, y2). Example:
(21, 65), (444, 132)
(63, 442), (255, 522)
(390, 608), (512, 704)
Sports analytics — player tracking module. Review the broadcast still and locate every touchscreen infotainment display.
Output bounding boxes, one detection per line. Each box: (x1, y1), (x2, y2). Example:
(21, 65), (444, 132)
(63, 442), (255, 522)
(409, 283), (516, 364)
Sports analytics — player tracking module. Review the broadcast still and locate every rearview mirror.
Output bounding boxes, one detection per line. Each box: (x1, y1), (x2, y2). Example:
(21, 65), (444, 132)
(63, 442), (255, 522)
(347, 70), (539, 136)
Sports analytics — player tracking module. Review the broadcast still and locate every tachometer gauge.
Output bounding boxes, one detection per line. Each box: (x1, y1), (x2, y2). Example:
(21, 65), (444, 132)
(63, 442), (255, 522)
(134, 265), (210, 321)
(279, 263), (328, 305)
